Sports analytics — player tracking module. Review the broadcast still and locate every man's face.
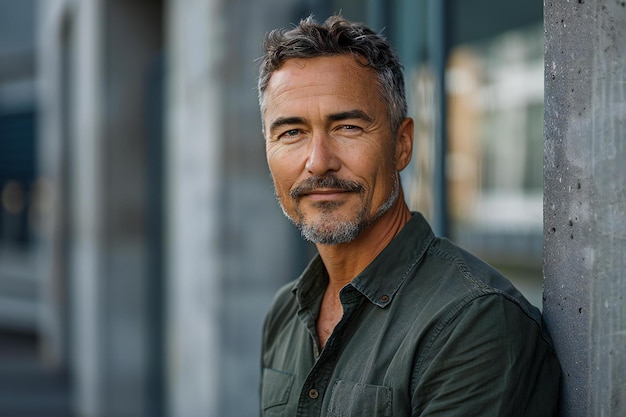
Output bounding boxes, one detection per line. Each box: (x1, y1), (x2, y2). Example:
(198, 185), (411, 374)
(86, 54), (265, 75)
(263, 55), (409, 245)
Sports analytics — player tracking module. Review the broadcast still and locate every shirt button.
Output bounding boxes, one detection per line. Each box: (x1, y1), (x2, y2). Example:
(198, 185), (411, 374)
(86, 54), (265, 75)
(380, 294), (390, 302)
(308, 388), (319, 399)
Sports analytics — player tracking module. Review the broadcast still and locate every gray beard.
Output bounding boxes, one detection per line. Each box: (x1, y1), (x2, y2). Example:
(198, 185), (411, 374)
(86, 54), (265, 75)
(277, 173), (400, 245)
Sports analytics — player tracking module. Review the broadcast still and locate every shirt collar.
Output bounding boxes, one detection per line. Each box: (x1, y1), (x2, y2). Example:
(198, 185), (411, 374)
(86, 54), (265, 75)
(349, 212), (435, 307)
(292, 253), (327, 309)
(293, 212), (435, 309)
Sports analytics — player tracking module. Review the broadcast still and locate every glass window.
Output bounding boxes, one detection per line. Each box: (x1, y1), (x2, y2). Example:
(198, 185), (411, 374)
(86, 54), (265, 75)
(446, 24), (545, 307)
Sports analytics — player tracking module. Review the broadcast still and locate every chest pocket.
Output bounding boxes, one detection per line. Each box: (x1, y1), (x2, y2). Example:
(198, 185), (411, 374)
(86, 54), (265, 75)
(261, 368), (295, 413)
(327, 380), (392, 417)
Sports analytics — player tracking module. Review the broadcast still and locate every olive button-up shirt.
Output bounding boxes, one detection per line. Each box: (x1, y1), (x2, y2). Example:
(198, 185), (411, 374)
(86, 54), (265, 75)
(261, 213), (560, 417)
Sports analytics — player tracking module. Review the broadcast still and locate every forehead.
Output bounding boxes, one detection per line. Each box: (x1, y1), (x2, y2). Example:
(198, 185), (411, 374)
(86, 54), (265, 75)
(263, 55), (382, 115)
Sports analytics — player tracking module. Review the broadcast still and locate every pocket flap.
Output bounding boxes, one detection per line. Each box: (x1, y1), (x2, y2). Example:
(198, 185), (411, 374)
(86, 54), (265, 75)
(261, 368), (295, 410)
(327, 380), (392, 417)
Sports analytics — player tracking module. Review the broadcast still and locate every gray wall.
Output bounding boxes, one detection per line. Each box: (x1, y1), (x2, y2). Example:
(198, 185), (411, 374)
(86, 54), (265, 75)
(544, 1), (626, 416)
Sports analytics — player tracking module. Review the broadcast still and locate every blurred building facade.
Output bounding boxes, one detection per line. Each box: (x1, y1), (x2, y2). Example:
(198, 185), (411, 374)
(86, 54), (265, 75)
(0, 0), (623, 416)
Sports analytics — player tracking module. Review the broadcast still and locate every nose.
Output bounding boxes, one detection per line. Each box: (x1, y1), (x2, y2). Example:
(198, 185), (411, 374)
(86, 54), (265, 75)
(305, 133), (341, 176)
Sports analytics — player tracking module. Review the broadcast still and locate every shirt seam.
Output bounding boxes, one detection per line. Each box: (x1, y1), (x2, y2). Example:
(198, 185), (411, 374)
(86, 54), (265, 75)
(427, 244), (492, 292)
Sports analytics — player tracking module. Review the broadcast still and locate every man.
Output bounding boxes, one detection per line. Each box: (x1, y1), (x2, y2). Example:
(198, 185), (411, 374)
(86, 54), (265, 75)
(258, 15), (560, 417)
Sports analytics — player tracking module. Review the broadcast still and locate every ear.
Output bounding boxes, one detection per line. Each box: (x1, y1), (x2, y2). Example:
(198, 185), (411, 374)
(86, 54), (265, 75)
(394, 117), (414, 171)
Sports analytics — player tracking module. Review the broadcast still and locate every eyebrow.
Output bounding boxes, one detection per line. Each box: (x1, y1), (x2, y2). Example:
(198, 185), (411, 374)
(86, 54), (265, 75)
(327, 110), (374, 124)
(268, 116), (305, 136)
(268, 110), (374, 136)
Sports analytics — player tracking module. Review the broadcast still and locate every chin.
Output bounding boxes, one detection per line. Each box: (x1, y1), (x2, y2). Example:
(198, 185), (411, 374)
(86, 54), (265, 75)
(297, 206), (370, 244)
(299, 219), (363, 245)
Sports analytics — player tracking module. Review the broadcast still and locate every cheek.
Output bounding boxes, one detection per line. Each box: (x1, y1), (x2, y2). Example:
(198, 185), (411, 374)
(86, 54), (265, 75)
(365, 153), (397, 198)
(267, 157), (300, 198)
(350, 145), (394, 183)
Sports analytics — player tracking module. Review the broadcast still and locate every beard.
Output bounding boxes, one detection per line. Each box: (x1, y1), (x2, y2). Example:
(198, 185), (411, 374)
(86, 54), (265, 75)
(276, 173), (400, 245)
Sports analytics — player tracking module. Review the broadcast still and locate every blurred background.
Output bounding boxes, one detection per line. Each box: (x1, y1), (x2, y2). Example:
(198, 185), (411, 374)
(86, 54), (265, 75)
(0, 0), (543, 416)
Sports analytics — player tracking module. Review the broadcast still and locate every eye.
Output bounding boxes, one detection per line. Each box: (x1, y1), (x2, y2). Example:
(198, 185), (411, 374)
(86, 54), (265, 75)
(277, 128), (303, 142)
(336, 124), (363, 135)
(284, 129), (300, 136)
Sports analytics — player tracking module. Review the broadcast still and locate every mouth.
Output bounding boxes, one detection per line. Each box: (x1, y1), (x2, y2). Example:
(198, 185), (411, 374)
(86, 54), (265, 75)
(302, 189), (351, 201)
(290, 176), (364, 201)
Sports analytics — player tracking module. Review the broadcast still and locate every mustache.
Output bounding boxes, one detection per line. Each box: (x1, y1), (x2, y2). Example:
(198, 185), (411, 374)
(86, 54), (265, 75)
(290, 176), (365, 199)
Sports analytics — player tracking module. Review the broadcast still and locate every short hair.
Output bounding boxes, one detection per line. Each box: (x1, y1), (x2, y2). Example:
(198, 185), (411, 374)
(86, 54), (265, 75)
(258, 15), (407, 133)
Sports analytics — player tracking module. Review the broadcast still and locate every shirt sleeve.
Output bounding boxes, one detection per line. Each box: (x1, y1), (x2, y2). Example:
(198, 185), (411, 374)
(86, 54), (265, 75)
(410, 293), (561, 417)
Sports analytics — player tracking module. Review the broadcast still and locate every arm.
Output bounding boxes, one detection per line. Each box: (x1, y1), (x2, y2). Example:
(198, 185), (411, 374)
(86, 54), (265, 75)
(411, 294), (560, 417)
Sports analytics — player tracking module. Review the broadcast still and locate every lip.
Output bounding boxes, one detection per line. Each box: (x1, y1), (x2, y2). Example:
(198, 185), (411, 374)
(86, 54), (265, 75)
(302, 189), (350, 201)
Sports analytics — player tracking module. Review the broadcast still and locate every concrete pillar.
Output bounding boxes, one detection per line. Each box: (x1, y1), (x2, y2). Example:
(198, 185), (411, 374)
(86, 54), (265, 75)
(99, 2), (164, 416)
(37, 0), (74, 368)
(544, 1), (626, 416)
(38, 1), (107, 415)
(165, 1), (224, 416)
(67, 1), (105, 415)
(39, 1), (165, 415)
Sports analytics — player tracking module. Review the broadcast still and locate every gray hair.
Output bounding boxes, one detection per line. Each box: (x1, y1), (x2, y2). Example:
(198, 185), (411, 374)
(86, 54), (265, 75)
(258, 15), (407, 133)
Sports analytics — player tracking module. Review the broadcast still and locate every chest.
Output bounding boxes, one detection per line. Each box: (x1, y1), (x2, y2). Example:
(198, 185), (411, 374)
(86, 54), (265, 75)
(316, 291), (344, 349)
(261, 299), (420, 417)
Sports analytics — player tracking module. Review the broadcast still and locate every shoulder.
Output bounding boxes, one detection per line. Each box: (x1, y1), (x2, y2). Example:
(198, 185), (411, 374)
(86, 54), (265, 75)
(423, 236), (544, 324)
(406, 235), (556, 351)
(424, 292), (549, 352)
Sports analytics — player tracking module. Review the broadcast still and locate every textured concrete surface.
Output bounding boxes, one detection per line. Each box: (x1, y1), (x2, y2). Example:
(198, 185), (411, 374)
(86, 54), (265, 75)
(544, 1), (626, 416)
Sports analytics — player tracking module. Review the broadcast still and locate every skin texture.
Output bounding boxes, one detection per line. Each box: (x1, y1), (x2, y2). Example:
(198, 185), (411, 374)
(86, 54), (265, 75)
(263, 55), (415, 346)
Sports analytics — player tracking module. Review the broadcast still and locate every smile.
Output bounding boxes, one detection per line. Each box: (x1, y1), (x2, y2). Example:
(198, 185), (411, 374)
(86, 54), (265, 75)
(302, 189), (352, 202)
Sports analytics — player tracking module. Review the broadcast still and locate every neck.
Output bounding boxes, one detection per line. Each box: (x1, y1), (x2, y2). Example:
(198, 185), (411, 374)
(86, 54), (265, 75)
(316, 193), (412, 292)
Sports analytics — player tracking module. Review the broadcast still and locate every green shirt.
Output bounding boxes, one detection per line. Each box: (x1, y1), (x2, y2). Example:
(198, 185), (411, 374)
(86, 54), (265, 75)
(261, 213), (560, 416)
